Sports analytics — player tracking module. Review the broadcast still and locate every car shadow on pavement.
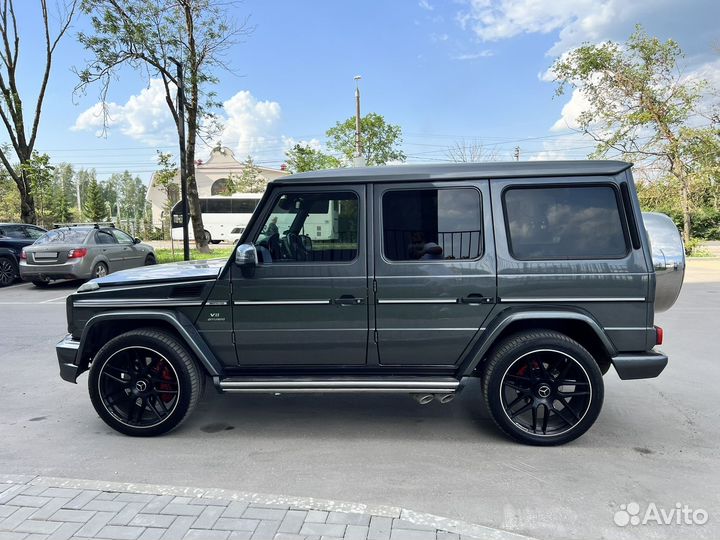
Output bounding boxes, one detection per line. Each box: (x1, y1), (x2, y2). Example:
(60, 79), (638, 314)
(180, 377), (508, 443)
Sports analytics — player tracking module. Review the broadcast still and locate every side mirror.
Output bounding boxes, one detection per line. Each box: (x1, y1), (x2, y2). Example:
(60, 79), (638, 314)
(235, 243), (257, 277)
(133, 237), (142, 244)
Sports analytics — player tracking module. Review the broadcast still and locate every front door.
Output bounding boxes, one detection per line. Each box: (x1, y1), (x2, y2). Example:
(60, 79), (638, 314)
(373, 181), (496, 366)
(231, 185), (368, 366)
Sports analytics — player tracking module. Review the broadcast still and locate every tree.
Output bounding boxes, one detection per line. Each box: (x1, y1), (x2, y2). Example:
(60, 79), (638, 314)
(285, 144), (341, 173)
(52, 163), (77, 223)
(19, 152), (54, 228)
(153, 151), (179, 238)
(0, 0), (78, 224)
(326, 113), (406, 166)
(446, 140), (499, 163)
(83, 176), (106, 222)
(220, 174), (238, 195)
(552, 26), (720, 242)
(77, 0), (251, 252)
(235, 156), (266, 193)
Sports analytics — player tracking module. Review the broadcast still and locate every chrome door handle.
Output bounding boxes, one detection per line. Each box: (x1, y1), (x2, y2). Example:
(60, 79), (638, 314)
(333, 296), (365, 305)
(459, 294), (494, 305)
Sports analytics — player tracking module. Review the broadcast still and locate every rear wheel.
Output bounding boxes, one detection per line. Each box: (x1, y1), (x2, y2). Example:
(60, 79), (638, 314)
(92, 262), (108, 278)
(0, 256), (17, 286)
(88, 329), (202, 436)
(144, 254), (156, 266)
(482, 330), (604, 446)
(203, 230), (212, 244)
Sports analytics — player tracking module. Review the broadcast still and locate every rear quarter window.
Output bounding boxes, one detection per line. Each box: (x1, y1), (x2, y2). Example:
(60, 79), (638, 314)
(503, 185), (629, 260)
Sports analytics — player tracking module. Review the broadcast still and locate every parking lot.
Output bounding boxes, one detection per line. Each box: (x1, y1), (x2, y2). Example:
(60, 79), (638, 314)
(1, 261), (719, 540)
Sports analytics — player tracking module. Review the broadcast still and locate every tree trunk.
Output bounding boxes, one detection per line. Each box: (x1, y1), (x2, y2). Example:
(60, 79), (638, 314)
(17, 171), (37, 224)
(183, 1), (209, 254)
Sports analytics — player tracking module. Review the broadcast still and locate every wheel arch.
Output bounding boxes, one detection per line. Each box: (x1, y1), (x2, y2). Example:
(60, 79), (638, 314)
(74, 310), (222, 381)
(458, 309), (616, 376)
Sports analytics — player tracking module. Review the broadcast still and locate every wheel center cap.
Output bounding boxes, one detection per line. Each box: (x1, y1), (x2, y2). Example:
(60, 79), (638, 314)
(537, 384), (552, 398)
(135, 380), (148, 393)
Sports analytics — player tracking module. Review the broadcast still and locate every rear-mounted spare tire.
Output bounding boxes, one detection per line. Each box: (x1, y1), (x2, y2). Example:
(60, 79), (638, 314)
(642, 212), (685, 312)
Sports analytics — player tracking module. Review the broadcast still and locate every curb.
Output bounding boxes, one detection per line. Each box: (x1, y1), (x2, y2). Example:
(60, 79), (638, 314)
(1, 474), (536, 540)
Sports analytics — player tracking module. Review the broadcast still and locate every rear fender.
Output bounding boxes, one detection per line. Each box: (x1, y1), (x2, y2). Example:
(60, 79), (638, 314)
(457, 307), (617, 376)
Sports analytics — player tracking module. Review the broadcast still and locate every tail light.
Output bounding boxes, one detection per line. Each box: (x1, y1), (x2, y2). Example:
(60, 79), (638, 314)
(20, 249), (27, 260)
(655, 325), (664, 346)
(67, 248), (88, 259)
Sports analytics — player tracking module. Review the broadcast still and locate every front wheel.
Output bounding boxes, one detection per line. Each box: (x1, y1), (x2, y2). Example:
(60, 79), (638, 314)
(482, 330), (604, 446)
(88, 329), (202, 436)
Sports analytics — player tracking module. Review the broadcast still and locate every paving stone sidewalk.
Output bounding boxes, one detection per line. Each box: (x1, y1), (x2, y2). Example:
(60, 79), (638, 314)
(0, 475), (533, 540)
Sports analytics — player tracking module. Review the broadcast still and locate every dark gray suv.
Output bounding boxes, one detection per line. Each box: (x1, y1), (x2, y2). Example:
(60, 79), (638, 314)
(55, 161), (685, 445)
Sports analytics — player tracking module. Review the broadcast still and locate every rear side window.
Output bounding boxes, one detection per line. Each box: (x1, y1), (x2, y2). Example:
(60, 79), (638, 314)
(382, 188), (483, 261)
(96, 231), (117, 245)
(503, 185), (628, 260)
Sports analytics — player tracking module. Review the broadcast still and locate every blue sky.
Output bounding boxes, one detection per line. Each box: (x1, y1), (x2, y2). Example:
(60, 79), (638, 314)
(8, 0), (720, 184)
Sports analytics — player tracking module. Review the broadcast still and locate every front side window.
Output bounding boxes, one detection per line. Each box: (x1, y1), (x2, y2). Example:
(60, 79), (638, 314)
(503, 185), (628, 260)
(111, 229), (134, 244)
(254, 191), (359, 263)
(382, 188), (483, 262)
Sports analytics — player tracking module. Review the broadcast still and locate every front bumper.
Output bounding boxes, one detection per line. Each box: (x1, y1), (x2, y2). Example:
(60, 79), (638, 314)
(57, 334), (81, 383)
(611, 350), (668, 380)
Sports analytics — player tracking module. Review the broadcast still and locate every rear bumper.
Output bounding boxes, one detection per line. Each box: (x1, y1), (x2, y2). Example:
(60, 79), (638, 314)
(611, 351), (668, 380)
(20, 260), (89, 281)
(56, 334), (81, 383)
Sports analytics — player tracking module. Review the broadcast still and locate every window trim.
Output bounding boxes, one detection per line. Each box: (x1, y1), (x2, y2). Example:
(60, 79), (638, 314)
(379, 185), (485, 265)
(252, 189), (362, 266)
(501, 182), (631, 262)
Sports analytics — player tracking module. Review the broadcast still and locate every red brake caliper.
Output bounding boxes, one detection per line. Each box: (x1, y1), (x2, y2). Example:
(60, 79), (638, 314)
(153, 362), (175, 403)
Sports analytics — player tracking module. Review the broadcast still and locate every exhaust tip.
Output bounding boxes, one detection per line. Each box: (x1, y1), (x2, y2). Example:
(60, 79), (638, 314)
(437, 393), (456, 404)
(412, 393), (435, 405)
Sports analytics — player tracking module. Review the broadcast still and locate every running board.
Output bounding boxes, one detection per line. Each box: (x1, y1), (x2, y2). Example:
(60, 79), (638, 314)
(217, 376), (460, 394)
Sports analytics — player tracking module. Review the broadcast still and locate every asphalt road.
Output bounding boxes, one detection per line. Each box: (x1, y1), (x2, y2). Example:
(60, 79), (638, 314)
(1, 263), (719, 540)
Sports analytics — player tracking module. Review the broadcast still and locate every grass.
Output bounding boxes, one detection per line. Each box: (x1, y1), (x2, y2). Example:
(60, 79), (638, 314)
(154, 247), (234, 264)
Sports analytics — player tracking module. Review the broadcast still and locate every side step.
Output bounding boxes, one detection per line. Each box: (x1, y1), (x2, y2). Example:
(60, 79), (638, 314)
(217, 376), (460, 394)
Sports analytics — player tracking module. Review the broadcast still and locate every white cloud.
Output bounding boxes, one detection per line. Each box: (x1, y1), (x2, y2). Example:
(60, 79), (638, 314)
(419, 0), (434, 11)
(451, 50), (494, 60)
(74, 82), (283, 160)
(217, 90), (282, 158)
(550, 88), (591, 131)
(72, 78), (177, 147)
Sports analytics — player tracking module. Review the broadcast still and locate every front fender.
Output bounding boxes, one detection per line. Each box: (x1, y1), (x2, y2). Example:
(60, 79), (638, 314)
(73, 309), (222, 381)
(457, 307), (617, 376)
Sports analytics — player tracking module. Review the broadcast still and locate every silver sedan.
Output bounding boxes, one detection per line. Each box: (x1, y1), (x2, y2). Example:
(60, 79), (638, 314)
(19, 226), (156, 287)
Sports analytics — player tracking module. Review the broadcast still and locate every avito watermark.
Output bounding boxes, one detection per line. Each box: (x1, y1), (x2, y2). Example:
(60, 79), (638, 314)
(614, 502), (709, 527)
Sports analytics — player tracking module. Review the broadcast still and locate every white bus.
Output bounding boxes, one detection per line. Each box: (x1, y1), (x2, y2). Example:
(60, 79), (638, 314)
(171, 194), (262, 244)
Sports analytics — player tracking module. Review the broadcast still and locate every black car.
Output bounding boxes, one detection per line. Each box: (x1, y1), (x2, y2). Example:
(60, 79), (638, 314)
(0, 223), (47, 286)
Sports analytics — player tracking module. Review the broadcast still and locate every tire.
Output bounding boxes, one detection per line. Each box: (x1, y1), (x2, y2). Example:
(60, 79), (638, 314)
(0, 256), (17, 287)
(144, 254), (156, 266)
(88, 329), (202, 437)
(92, 262), (108, 279)
(482, 330), (604, 446)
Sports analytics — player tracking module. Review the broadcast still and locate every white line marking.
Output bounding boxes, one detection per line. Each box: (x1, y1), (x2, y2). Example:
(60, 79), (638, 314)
(42, 294), (70, 303)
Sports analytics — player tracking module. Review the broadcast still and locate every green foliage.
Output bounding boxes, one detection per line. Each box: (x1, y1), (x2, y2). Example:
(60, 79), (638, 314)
(552, 25), (720, 243)
(285, 144), (341, 173)
(83, 176), (107, 222)
(19, 152), (55, 228)
(220, 174), (238, 195)
(0, 169), (20, 221)
(684, 237), (712, 257)
(235, 156), (267, 193)
(326, 113), (406, 166)
(154, 246), (233, 264)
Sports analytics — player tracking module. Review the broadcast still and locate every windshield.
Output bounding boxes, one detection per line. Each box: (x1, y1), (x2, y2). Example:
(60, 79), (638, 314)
(33, 229), (90, 245)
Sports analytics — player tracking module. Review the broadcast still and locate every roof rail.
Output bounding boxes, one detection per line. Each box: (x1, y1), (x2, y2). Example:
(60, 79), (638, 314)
(52, 222), (115, 229)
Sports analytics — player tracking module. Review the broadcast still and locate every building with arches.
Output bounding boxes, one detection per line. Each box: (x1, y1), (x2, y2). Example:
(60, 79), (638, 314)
(146, 145), (289, 228)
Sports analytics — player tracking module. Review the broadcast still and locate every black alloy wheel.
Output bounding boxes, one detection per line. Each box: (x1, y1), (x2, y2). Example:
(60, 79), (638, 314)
(483, 330), (604, 445)
(88, 329), (202, 436)
(0, 256), (17, 286)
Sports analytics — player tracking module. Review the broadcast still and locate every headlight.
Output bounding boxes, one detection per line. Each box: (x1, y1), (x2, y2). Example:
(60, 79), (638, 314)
(77, 281), (100, 293)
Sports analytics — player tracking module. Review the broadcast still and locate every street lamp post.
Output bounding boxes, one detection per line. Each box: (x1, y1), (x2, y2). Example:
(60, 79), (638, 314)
(168, 56), (190, 261)
(353, 75), (365, 167)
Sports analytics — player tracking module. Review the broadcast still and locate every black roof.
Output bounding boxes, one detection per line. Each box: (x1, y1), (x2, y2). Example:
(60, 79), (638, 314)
(275, 160), (632, 185)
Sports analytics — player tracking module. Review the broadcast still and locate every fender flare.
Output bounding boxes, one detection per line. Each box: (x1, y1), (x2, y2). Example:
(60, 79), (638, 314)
(457, 307), (617, 376)
(76, 309), (223, 378)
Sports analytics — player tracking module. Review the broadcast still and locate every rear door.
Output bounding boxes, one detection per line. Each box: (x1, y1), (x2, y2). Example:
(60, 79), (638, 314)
(95, 229), (124, 271)
(372, 181), (496, 366)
